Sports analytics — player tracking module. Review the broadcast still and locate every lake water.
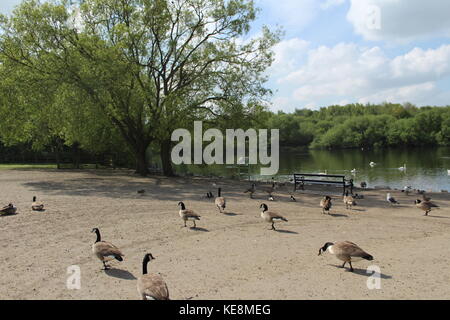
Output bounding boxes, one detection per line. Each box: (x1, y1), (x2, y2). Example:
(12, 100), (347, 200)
(176, 147), (450, 192)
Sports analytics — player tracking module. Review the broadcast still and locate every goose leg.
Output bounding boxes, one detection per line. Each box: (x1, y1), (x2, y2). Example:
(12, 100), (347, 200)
(341, 262), (346, 268)
(193, 220), (197, 228)
(102, 261), (110, 270)
(348, 262), (354, 272)
(271, 222), (276, 231)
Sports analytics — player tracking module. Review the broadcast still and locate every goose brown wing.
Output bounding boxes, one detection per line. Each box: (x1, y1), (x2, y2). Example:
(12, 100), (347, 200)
(267, 211), (287, 221)
(182, 209), (201, 218)
(138, 274), (170, 300)
(94, 241), (124, 257)
(338, 241), (369, 257)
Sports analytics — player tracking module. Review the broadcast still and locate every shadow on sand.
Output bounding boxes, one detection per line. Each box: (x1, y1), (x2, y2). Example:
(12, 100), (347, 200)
(329, 264), (392, 279)
(105, 268), (137, 280)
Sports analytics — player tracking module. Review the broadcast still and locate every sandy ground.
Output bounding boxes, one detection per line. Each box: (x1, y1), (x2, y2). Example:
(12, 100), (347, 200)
(0, 169), (449, 300)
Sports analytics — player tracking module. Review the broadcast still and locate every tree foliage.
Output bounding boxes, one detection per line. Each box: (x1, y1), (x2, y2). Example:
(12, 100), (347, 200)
(0, 0), (280, 175)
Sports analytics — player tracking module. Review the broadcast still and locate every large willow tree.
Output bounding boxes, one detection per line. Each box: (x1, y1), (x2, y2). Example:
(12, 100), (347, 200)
(0, 0), (279, 175)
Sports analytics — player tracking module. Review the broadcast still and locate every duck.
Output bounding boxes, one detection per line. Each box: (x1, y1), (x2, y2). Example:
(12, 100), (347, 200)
(244, 183), (256, 199)
(318, 241), (374, 272)
(137, 253), (170, 300)
(0, 203), (17, 216)
(320, 196), (332, 215)
(259, 203), (288, 231)
(31, 196), (45, 211)
(386, 193), (399, 205)
(343, 191), (356, 209)
(402, 186), (412, 195)
(415, 199), (439, 216)
(178, 202), (201, 228)
(91, 228), (124, 270)
(215, 188), (226, 213)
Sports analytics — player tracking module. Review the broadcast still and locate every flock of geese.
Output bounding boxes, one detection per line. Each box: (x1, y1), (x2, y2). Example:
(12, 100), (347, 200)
(1, 178), (444, 300)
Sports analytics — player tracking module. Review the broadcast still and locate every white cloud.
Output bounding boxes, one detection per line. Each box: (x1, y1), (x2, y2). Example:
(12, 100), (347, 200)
(269, 38), (310, 77)
(270, 42), (450, 109)
(347, 0), (450, 43)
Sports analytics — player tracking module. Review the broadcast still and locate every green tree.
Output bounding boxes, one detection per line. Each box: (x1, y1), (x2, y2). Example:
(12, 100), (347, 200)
(0, 0), (279, 176)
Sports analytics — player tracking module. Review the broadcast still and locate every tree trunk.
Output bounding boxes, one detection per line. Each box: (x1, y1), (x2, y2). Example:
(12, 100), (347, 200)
(134, 144), (149, 176)
(160, 140), (175, 177)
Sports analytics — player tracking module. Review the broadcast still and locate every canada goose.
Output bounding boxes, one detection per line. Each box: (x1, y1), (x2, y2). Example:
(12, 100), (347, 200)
(0, 203), (17, 216)
(261, 181), (276, 196)
(137, 253), (170, 300)
(215, 188), (226, 213)
(415, 199), (439, 216)
(259, 203), (288, 231)
(318, 241), (373, 272)
(360, 182), (367, 188)
(398, 164), (406, 171)
(290, 195), (296, 202)
(91, 228), (124, 270)
(31, 196), (44, 211)
(387, 193), (399, 205)
(178, 202), (201, 228)
(369, 162), (376, 167)
(244, 183), (256, 198)
(320, 196), (332, 214)
(268, 196), (275, 201)
(137, 189), (146, 194)
(343, 191), (356, 209)
(205, 192), (214, 199)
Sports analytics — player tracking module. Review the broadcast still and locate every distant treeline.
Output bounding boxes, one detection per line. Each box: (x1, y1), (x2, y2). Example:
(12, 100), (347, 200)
(1, 103), (449, 166)
(265, 103), (450, 149)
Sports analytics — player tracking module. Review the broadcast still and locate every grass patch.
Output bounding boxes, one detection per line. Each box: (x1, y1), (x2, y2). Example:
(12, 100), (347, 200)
(0, 163), (57, 170)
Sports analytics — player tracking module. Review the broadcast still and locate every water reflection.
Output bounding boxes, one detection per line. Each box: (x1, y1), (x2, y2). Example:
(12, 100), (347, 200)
(175, 147), (450, 192)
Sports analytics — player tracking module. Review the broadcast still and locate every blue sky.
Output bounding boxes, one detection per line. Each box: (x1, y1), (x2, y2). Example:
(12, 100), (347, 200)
(2, 0), (450, 111)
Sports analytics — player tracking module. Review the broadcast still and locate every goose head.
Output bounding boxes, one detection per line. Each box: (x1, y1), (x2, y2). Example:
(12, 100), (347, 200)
(318, 242), (334, 256)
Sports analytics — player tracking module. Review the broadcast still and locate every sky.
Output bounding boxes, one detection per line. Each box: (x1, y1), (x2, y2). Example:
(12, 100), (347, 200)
(1, 0), (450, 111)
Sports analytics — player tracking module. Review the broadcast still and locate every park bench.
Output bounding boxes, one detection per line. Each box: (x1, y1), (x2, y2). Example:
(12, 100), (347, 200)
(293, 173), (354, 195)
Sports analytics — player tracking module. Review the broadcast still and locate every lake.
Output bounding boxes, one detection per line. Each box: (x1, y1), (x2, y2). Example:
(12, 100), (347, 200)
(176, 147), (450, 192)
